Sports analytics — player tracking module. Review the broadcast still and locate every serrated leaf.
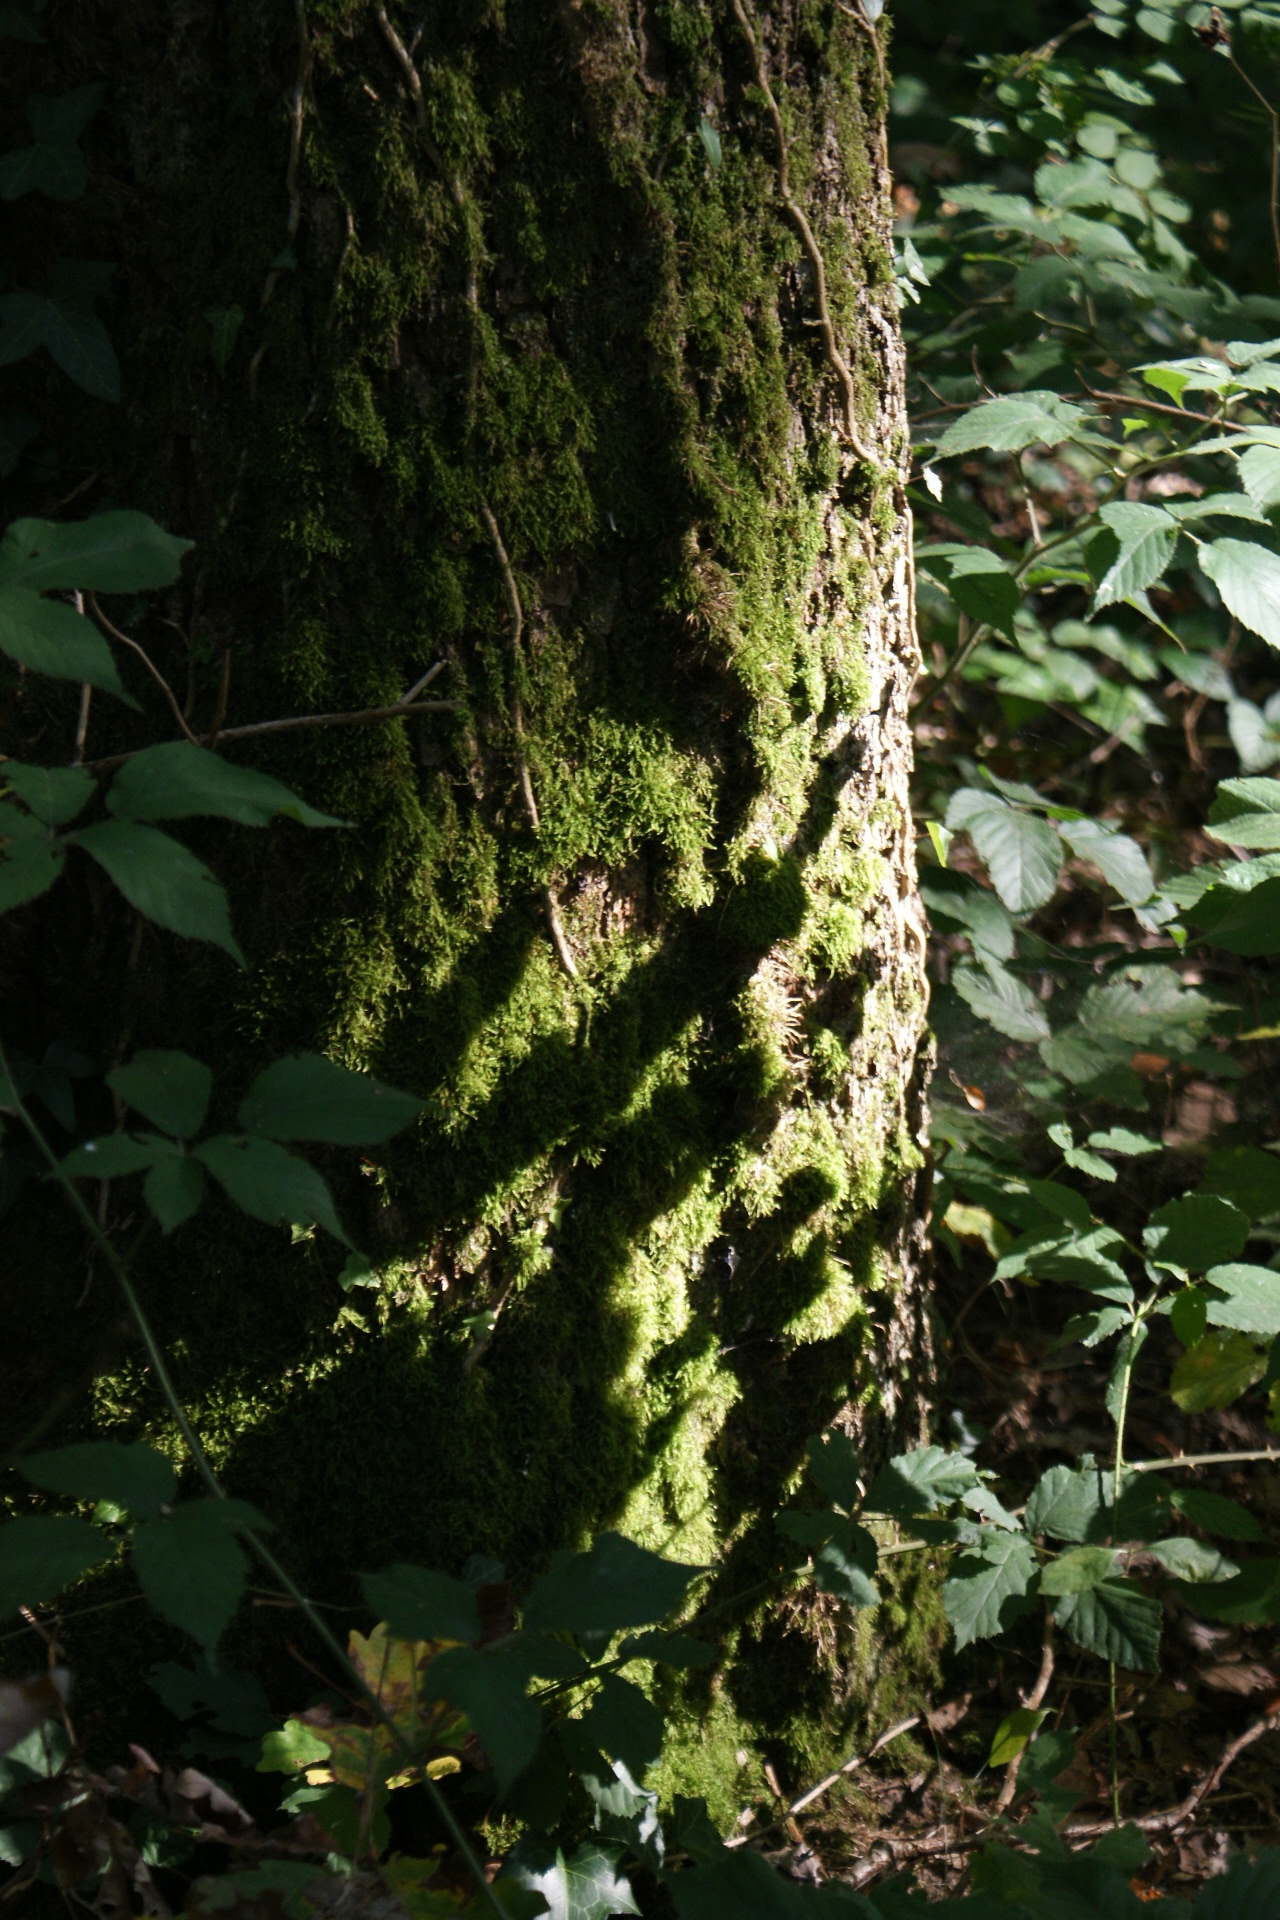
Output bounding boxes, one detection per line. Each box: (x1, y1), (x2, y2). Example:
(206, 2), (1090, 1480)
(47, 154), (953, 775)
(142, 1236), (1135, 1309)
(107, 743), (340, 829)
(58, 1132), (158, 1179)
(132, 1504), (249, 1648)
(1190, 873), (1280, 954)
(1092, 502), (1177, 611)
(1170, 1330), (1265, 1411)
(195, 1134), (351, 1245)
(952, 958), (1050, 1041)
(237, 1054), (424, 1145)
(1169, 1487), (1265, 1541)
(935, 390), (1096, 457)
(1, 763), (94, 826)
(21, 1441), (175, 1519)
(1040, 1546), (1118, 1595)
(580, 1675), (664, 1777)
(865, 1445), (979, 1519)
(1206, 777), (1280, 849)
(143, 1151), (206, 1232)
(0, 512), (190, 593)
(1148, 1537), (1239, 1583)
(1239, 442), (1280, 512)
(1057, 818), (1154, 904)
(359, 1565), (480, 1644)
(0, 1515), (112, 1617)
(1175, 1559), (1280, 1624)
(1024, 1462), (1106, 1543)
(943, 1531), (1038, 1649)
(73, 821), (244, 962)
(1200, 538), (1280, 650)
(1171, 1286), (1208, 1348)
(1054, 1578), (1160, 1669)
(522, 1534), (700, 1637)
(1202, 1263), (1280, 1337)
(1143, 1194), (1248, 1272)
(945, 790), (1061, 913)
(107, 1051), (212, 1138)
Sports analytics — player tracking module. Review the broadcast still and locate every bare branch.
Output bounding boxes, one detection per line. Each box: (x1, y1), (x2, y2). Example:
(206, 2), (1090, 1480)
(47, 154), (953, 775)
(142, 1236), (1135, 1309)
(87, 594), (201, 747)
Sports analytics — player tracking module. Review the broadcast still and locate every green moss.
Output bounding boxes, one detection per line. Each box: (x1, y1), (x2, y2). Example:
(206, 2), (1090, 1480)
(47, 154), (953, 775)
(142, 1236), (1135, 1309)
(0, 0), (930, 1793)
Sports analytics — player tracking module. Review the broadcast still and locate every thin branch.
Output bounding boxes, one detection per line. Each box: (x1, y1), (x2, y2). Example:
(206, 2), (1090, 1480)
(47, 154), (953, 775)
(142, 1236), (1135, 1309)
(1063, 1707), (1280, 1840)
(87, 595), (201, 747)
(1127, 1446), (1280, 1474)
(726, 1715), (922, 1849)
(731, 0), (884, 471)
(994, 1614), (1055, 1815)
(81, 692), (459, 774)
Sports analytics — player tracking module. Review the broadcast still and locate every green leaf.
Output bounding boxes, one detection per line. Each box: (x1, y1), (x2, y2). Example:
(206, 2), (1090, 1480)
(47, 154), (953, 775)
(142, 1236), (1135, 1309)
(143, 1151), (206, 1233)
(669, 1848), (877, 1918)
(107, 743), (341, 829)
(1201, 1145), (1280, 1219)
(1171, 1286), (1208, 1348)
(945, 791), (1061, 913)
(237, 1053), (424, 1145)
(1239, 442), (1280, 512)
(0, 1515), (112, 1617)
(1024, 1462), (1106, 1544)
(1039, 1546), (1118, 1595)
(58, 1132), (157, 1178)
(1143, 1195), (1249, 1273)
(20, 1441), (175, 1520)
(0, 512), (191, 593)
(359, 1564), (481, 1643)
(1207, 777), (1280, 849)
(0, 816), (63, 911)
(504, 1838), (640, 1920)
(1190, 874), (1280, 954)
(1169, 1487), (1265, 1541)
(1057, 818), (1154, 904)
(194, 1134), (351, 1245)
(1054, 1578), (1160, 1669)
(257, 1718), (332, 1774)
(205, 304), (244, 373)
(0, 292), (120, 401)
(1, 763), (94, 826)
(427, 1646), (543, 1793)
(804, 1430), (861, 1510)
(865, 1445), (978, 1520)
(73, 821), (244, 963)
(947, 551), (1021, 639)
(988, 1707), (1048, 1768)
(132, 1503), (250, 1648)
(0, 584), (126, 693)
(1181, 1559), (1280, 1624)
(580, 1675), (664, 1777)
(523, 1534), (700, 1638)
(952, 957), (1050, 1041)
(1202, 1263), (1280, 1337)
(1170, 1330), (1266, 1411)
(810, 1524), (879, 1609)
(1092, 502), (1177, 611)
(107, 1051), (212, 1138)
(943, 1530), (1038, 1649)
(1148, 1537), (1239, 1583)
(1200, 539), (1280, 650)
(935, 391), (1097, 458)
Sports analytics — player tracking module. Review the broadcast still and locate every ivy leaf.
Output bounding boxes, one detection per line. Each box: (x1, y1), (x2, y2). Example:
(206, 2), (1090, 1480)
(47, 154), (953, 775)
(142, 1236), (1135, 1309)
(237, 1054), (424, 1146)
(522, 1534), (701, 1637)
(943, 1530), (1038, 1649)
(195, 1135), (351, 1245)
(107, 743), (340, 829)
(1054, 1578), (1161, 1669)
(0, 290), (120, 401)
(20, 1441), (175, 1520)
(107, 1051), (212, 1138)
(0, 1515), (112, 1618)
(1169, 1330), (1266, 1411)
(73, 821), (245, 962)
(359, 1565), (480, 1644)
(945, 790), (1062, 912)
(503, 1837), (640, 1920)
(1092, 502), (1177, 610)
(1200, 538), (1280, 650)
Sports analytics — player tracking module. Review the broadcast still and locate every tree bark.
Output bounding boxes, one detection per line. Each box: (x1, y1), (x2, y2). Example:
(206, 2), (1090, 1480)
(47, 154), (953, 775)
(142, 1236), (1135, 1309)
(3, 0), (932, 1767)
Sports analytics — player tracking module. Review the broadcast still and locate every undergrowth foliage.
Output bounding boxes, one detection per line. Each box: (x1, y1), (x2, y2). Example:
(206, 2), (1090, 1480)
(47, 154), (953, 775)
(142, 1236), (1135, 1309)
(4, 0), (1280, 1913)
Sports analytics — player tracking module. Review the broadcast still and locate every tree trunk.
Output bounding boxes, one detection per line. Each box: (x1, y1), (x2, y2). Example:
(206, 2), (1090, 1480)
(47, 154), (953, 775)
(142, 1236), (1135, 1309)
(4, 0), (933, 1778)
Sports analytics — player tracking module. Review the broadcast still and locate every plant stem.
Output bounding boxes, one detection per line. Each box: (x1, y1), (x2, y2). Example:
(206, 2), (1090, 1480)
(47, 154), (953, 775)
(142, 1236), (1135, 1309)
(0, 1042), (508, 1920)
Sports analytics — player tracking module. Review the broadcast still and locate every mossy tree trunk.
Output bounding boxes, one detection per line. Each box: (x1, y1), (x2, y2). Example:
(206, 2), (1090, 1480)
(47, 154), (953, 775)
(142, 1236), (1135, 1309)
(4, 0), (933, 1780)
